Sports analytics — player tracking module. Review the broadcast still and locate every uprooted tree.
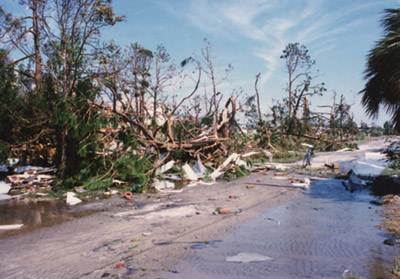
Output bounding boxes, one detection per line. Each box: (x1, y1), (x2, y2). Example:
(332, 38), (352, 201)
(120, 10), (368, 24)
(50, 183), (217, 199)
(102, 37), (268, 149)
(0, 1), (363, 192)
(0, 1), (243, 191)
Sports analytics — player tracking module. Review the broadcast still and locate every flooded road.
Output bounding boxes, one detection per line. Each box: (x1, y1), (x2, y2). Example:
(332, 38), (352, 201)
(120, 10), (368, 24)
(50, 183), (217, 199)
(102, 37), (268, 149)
(160, 179), (398, 279)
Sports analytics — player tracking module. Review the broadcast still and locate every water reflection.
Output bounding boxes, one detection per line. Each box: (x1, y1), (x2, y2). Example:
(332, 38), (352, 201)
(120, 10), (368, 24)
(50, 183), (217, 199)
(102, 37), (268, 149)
(160, 179), (399, 279)
(0, 198), (71, 238)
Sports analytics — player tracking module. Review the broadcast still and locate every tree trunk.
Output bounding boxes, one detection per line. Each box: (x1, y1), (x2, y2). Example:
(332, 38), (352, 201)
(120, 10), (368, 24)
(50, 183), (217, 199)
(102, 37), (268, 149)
(32, 0), (42, 92)
(255, 73), (262, 122)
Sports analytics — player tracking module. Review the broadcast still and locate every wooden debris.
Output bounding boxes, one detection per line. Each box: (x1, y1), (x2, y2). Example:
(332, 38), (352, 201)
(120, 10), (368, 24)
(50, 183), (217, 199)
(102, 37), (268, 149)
(6, 170), (55, 189)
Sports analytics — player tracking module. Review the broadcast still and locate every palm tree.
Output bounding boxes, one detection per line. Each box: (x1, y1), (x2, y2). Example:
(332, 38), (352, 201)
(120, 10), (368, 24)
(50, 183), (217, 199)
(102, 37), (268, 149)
(361, 8), (400, 132)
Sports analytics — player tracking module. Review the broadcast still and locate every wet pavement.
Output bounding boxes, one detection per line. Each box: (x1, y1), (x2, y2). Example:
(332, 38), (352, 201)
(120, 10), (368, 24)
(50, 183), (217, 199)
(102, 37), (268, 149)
(0, 198), (73, 238)
(160, 178), (399, 279)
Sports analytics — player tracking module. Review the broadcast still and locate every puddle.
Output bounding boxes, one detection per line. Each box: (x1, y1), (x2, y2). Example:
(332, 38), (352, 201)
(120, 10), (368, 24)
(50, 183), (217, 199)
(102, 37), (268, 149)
(0, 197), (98, 238)
(160, 179), (399, 279)
(338, 150), (388, 177)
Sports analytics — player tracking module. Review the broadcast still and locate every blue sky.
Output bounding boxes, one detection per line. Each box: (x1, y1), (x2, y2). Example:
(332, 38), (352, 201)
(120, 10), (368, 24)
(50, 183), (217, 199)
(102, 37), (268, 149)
(100, 0), (399, 125)
(3, 0), (399, 125)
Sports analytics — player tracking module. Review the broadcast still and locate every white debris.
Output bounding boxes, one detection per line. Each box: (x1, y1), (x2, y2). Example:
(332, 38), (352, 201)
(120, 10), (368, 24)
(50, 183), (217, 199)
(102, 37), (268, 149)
(163, 174), (182, 181)
(242, 151), (259, 158)
(113, 179), (127, 186)
(153, 179), (175, 191)
(221, 153), (240, 169)
(0, 181), (11, 200)
(301, 143), (314, 148)
(14, 166), (49, 174)
(292, 178), (311, 188)
(0, 224), (24, 230)
(156, 160), (175, 175)
(235, 159), (248, 168)
(226, 252), (273, 263)
(66, 192), (82, 206)
(262, 150), (273, 165)
(274, 164), (287, 171)
(182, 164), (198, 181)
(193, 160), (208, 178)
(209, 170), (224, 180)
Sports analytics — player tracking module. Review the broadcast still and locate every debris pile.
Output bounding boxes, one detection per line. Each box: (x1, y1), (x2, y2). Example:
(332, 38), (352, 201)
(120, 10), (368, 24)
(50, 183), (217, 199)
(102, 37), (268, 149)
(152, 150), (274, 192)
(6, 168), (56, 194)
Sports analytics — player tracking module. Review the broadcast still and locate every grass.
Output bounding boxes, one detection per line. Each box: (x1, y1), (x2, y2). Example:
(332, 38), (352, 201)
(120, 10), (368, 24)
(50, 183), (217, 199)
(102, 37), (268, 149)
(272, 151), (303, 163)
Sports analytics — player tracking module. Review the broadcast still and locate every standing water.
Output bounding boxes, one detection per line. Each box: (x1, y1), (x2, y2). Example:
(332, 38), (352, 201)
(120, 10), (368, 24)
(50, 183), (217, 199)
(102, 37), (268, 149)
(160, 179), (398, 279)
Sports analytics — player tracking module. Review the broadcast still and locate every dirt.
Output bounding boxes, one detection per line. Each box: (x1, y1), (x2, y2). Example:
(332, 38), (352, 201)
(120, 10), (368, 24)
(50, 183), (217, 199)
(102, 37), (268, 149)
(0, 171), (305, 279)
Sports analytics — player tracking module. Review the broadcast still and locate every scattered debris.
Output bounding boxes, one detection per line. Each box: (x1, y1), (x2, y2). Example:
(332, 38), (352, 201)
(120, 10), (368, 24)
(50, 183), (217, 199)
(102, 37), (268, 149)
(218, 208), (230, 214)
(192, 159), (208, 178)
(66, 192), (82, 206)
(104, 241), (121, 246)
(256, 178), (261, 182)
(153, 179), (175, 191)
(342, 170), (363, 192)
(292, 178), (311, 189)
(266, 217), (280, 225)
(156, 160), (175, 175)
(262, 150), (273, 165)
(229, 195), (237, 199)
(384, 195), (399, 204)
(384, 238), (395, 246)
(246, 184), (254, 189)
(325, 160), (339, 170)
(226, 252), (273, 263)
(112, 179), (128, 187)
(124, 192), (133, 200)
(274, 164), (287, 171)
(115, 262), (125, 268)
(301, 143), (314, 149)
(0, 224), (24, 230)
(74, 187), (87, 193)
(182, 164), (199, 181)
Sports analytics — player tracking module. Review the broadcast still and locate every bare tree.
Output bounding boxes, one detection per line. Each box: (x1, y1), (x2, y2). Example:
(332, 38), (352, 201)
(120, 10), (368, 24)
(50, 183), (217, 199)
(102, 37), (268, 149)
(280, 43), (325, 132)
(200, 39), (233, 124)
(0, 0), (45, 91)
(254, 72), (262, 122)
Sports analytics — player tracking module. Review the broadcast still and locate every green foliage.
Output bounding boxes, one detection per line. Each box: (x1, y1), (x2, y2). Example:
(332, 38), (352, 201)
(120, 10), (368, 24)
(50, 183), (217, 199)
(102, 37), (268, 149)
(223, 165), (248, 181)
(361, 8), (400, 132)
(0, 49), (20, 160)
(115, 154), (153, 192)
(389, 159), (400, 170)
(344, 142), (359, 150)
